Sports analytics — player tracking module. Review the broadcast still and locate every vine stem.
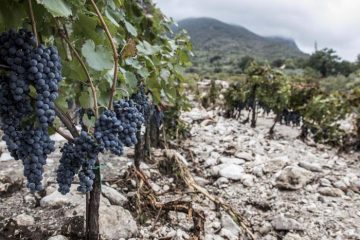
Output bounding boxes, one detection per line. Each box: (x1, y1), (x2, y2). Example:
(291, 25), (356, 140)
(58, 29), (99, 118)
(27, 0), (39, 47)
(0, 64), (10, 70)
(89, 0), (119, 110)
(50, 126), (74, 142)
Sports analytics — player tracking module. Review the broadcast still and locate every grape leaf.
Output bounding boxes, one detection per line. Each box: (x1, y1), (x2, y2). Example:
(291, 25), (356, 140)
(81, 40), (113, 71)
(35, 0), (72, 17)
(137, 41), (161, 56)
(124, 71), (138, 88)
(79, 88), (94, 109)
(124, 20), (138, 37)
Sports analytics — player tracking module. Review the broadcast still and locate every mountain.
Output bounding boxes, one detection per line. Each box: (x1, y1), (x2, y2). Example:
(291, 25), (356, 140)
(174, 18), (308, 73)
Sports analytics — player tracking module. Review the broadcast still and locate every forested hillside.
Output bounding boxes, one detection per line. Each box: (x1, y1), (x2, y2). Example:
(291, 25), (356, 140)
(174, 17), (308, 72)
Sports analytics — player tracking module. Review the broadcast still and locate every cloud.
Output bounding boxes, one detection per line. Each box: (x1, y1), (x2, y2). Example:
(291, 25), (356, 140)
(153, 0), (360, 61)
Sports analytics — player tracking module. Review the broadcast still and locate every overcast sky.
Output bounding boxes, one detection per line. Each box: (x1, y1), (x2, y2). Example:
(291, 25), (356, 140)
(153, 0), (360, 61)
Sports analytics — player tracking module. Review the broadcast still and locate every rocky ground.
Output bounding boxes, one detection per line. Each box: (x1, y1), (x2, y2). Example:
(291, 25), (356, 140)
(1, 103), (359, 240)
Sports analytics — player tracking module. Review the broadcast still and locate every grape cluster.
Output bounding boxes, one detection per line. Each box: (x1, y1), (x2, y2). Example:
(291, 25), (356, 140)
(56, 131), (100, 194)
(17, 127), (55, 191)
(94, 110), (124, 155)
(281, 109), (301, 126)
(0, 29), (61, 191)
(27, 45), (62, 128)
(131, 87), (151, 122)
(114, 100), (145, 147)
(56, 142), (79, 194)
(74, 131), (100, 193)
(57, 99), (147, 195)
(0, 29), (35, 103)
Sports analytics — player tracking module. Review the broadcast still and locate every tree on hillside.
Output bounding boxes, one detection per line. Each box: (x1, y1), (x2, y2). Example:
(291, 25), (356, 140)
(307, 48), (340, 77)
(238, 55), (255, 72)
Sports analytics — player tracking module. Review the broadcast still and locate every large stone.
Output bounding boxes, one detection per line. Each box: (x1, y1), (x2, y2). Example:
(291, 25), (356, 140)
(219, 157), (245, 165)
(318, 187), (344, 197)
(333, 178), (350, 191)
(40, 186), (84, 208)
(102, 185), (128, 206)
(350, 178), (360, 193)
(221, 213), (241, 236)
(218, 164), (244, 180)
(0, 152), (13, 162)
(0, 169), (24, 194)
(234, 152), (253, 161)
(272, 215), (304, 231)
(68, 197), (138, 239)
(48, 235), (69, 240)
(263, 156), (289, 173)
(275, 166), (313, 190)
(15, 213), (35, 226)
(240, 174), (255, 187)
(283, 233), (310, 240)
(298, 161), (322, 172)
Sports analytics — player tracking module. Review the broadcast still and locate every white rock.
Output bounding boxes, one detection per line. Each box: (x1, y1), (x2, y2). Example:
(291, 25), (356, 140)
(263, 156), (289, 173)
(102, 185), (128, 206)
(319, 178), (332, 187)
(259, 221), (272, 235)
(205, 158), (219, 167)
(318, 187), (344, 197)
(50, 133), (66, 142)
(24, 194), (37, 208)
(298, 161), (322, 172)
(219, 157), (245, 165)
(272, 215), (304, 231)
(40, 187), (84, 208)
(218, 164), (244, 180)
(214, 177), (229, 186)
(283, 233), (309, 240)
(350, 178), (360, 192)
(15, 213), (35, 226)
(0, 152), (13, 162)
(333, 179), (350, 191)
(240, 174), (255, 187)
(252, 165), (264, 177)
(275, 166), (313, 190)
(235, 152), (253, 161)
(221, 213), (241, 236)
(68, 197), (138, 239)
(47, 235), (69, 240)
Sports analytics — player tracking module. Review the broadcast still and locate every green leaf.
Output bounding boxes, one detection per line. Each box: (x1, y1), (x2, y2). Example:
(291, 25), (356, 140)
(79, 88), (94, 109)
(124, 20), (138, 37)
(82, 115), (96, 130)
(137, 68), (150, 79)
(73, 14), (103, 45)
(36, 0), (72, 17)
(125, 58), (142, 69)
(0, 1), (27, 31)
(137, 41), (161, 56)
(160, 69), (170, 81)
(81, 40), (113, 71)
(124, 71), (138, 88)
